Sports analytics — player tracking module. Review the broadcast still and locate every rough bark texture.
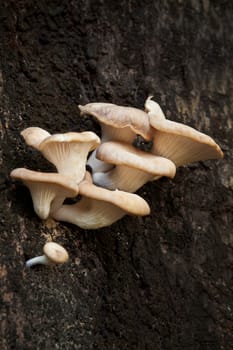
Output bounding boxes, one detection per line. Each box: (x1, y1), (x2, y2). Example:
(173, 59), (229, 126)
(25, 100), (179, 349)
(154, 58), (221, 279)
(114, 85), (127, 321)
(0, 1), (232, 349)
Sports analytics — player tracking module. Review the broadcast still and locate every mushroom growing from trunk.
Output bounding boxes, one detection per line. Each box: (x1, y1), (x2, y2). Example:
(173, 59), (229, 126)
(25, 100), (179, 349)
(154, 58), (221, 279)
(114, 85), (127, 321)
(10, 168), (79, 220)
(92, 141), (176, 192)
(25, 242), (69, 268)
(21, 127), (101, 182)
(79, 102), (153, 172)
(145, 97), (223, 166)
(52, 172), (150, 229)
(30, 131), (100, 182)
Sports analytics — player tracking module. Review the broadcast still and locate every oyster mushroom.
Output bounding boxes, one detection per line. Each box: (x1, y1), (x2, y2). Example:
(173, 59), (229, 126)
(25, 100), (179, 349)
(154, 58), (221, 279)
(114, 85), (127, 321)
(52, 172), (150, 229)
(92, 141), (176, 192)
(21, 128), (101, 182)
(79, 102), (153, 172)
(10, 168), (79, 220)
(37, 131), (100, 182)
(26, 242), (69, 268)
(145, 97), (223, 166)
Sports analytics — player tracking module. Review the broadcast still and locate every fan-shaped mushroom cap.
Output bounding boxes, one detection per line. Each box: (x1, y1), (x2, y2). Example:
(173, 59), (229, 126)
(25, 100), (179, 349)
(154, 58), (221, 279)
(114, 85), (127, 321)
(80, 102), (153, 173)
(37, 131), (100, 182)
(79, 102), (152, 143)
(149, 113), (223, 166)
(93, 141), (176, 192)
(145, 97), (223, 166)
(79, 102), (155, 172)
(52, 172), (150, 229)
(43, 242), (69, 264)
(21, 127), (51, 148)
(10, 168), (79, 220)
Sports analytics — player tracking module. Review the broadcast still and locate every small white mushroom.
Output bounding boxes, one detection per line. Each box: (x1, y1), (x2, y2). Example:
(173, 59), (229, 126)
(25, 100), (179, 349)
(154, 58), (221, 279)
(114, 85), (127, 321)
(79, 102), (153, 172)
(10, 168), (79, 219)
(93, 141), (176, 192)
(146, 97), (223, 166)
(25, 242), (69, 268)
(52, 172), (150, 229)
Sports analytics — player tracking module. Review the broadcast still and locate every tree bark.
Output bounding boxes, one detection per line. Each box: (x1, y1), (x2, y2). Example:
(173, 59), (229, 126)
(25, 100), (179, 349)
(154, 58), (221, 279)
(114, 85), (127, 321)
(0, 1), (232, 349)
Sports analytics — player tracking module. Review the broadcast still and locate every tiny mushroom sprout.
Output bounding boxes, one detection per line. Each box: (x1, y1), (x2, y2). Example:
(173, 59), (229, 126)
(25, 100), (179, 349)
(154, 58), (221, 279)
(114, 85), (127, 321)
(21, 127), (51, 148)
(92, 141), (176, 192)
(145, 97), (223, 167)
(79, 102), (153, 172)
(25, 242), (69, 268)
(10, 168), (79, 220)
(33, 131), (100, 183)
(52, 172), (150, 229)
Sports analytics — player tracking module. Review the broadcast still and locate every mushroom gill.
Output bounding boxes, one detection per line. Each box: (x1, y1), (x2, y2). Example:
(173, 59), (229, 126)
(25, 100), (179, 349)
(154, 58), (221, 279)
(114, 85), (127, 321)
(145, 97), (223, 166)
(52, 172), (150, 229)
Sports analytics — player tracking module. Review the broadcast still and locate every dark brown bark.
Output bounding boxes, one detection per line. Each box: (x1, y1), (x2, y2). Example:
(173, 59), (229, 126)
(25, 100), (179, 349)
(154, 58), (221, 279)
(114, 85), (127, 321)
(0, 1), (232, 349)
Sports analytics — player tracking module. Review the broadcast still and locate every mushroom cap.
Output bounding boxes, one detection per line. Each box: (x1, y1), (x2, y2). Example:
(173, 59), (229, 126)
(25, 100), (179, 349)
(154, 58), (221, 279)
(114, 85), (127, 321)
(10, 168), (79, 219)
(149, 115), (224, 166)
(52, 171), (150, 229)
(144, 96), (166, 120)
(37, 131), (100, 180)
(96, 141), (176, 178)
(79, 102), (152, 141)
(43, 242), (69, 264)
(39, 131), (100, 151)
(10, 168), (80, 192)
(79, 172), (150, 216)
(21, 127), (51, 149)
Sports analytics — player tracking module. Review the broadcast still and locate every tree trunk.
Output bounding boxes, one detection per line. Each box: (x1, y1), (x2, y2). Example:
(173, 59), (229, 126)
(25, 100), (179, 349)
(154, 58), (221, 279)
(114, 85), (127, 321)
(0, 1), (232, 349)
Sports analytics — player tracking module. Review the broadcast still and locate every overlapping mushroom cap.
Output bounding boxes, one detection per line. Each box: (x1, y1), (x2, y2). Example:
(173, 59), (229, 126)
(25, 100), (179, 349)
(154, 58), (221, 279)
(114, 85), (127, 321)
(21, 127), (51, 148)
(79, 102), (153, 172)
(145, 96), (223, 166)
(79, 102), (152, 142)
(21, 128), (100, 182)
(38, 131), (100, 182)
(52, 172), (150, 229)
(10, 168), (79, 220)
(93, 141), (176, 192)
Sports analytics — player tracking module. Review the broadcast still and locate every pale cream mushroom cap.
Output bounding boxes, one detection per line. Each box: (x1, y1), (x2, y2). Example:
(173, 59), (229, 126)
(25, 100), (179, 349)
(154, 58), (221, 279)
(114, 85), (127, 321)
(93, 141), (176, 192)
(43, 242), (69, 264)
(38, 131), (100, 181)
(79, 102), (152, 142)
(79, 172), (151, 216)
(79, 102), (153, 173)
(21, 127), (51, 149)
(52, 172), (150, 229)
(10, 168), (79, 220)
(149, 114), (224, 166)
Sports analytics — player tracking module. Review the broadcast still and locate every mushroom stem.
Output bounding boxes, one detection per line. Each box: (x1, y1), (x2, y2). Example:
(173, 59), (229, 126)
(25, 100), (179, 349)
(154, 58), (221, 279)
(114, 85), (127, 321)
(25, 242), (69, 268)
(87, 149), (114, 173)
(93, 166), (156, 192)
(25, 255), (50, 268)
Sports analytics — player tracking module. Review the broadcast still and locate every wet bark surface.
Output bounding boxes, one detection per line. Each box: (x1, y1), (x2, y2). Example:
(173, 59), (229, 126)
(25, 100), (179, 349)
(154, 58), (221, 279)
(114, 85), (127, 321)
(0, 1), (232, 349)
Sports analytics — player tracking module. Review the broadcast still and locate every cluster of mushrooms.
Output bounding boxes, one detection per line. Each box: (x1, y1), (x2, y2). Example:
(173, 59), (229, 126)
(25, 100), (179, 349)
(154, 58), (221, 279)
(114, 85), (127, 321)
(11, 97), (223, 231)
